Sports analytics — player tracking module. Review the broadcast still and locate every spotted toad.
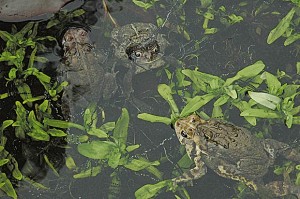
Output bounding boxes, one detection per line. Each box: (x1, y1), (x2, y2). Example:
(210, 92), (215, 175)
(174, 114), (300, 198)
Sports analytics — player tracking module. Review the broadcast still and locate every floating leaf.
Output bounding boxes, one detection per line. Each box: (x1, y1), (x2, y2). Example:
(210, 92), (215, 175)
(180, 94), (215, 117)
(100, 122), (115, 132)
(240, 109), (282, 118)
(224, 61), (265, 86)
(267, 7), (296, 44)
(1, 120), (13, 132)
(87, 128), (108, 138)
(158, 84), (179, 115)
(126, 144), (140, 152)
(261, 72), (281, 95)
(248, 91), (281, 110)
(132, 0), (158, 10)
(27, 128), (50, 141)
(284, 33), (300, 46)
(43, 118), (85, 130)
(47, 128), (67, 137)
(65, 156), (77, 170)
(0, 173), (17, 199)
(137, 113), (171, 125)
(0, 159), (9, 166)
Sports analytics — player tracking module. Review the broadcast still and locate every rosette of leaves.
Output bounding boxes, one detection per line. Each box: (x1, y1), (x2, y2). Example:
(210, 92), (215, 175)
(0, 22), (66, 106)
(139, 60), (300, 128)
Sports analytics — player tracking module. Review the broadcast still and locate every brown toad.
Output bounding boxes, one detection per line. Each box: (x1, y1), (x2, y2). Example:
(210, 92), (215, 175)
(173, 114), (300, 198)
(58, 27), (118, 117)
(111, 23), (168, 97)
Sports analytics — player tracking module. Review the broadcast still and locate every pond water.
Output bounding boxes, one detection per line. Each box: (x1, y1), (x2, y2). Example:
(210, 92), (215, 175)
(0, 0), (300, 198)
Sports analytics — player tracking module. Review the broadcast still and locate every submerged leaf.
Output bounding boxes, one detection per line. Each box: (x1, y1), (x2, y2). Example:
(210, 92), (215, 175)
(135, 180), (171, 199)
(113, 108), (129, 146)
(73, 166), (101, 178)
(124, 158), (159, 171)
(77, 141), (118, 159)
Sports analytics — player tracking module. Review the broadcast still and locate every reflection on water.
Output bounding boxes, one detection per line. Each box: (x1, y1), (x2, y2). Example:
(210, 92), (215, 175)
(0, 0), (300, 198)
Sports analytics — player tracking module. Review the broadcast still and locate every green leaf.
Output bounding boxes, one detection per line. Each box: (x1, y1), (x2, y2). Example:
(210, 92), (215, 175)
(27, 129), (50, 141)
(77, 141), (118, 159)
(126, 144), (140, 152)
(0, 30), (14, 41)
(17, 82), (33, 106)
(248, 91), (281, 110)
(180, 93), (216, 117)
(1, 120), (14, 132)
(113, 108), (129, 146)
(297, 62), (300, 75)
(182, 69), (224, 90)
(124, 158), (159, 171)
(240, 109), (282, 118)
(84, 103), (98, 129)
(232, 101), (256, 126)
(100, 122), (115, 132)
(135, 180), (171, 199)
(267, 7), (296, 44)
(87, 128), (108, 138)
(0, 159), (9, 166)
(0, 93), (9, 99)
(108, 150), (121, 169)
(43, 118), (85, 130)
(73, 166), (101, 178)
(8, 68), (17, 80)
(47, 128), (67, 137)
(44, 155), (59, 177)
(132, 0), (158, 10)
(224, 61), (265, 86)
(137, 113), (171, 125)
(0, 173), (17, 199)
(262, 72), (281, 95)
(284, 33), (300, 46)
(23, 176), (49, 190)
(204, 28), (218, 34)
(39, 100), (49, 112)
(23, 95), (45, 104)
(65, 156), (77, 170)
(214, 95), (230, 106)
(158, 84), (179, 115)
(296, 171), (300, 185)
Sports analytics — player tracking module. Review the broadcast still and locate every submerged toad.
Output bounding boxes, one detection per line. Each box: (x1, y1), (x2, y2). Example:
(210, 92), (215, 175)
(174, 114), (300, 198)
(58, 27), (118, 117)
(111, 23), (168, 97)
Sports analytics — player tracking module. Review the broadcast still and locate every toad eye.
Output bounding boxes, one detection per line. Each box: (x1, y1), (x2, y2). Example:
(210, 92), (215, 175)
(152, 46), (158, 53)
(134, 51), (142, 57)
(181, 130), (188, 138)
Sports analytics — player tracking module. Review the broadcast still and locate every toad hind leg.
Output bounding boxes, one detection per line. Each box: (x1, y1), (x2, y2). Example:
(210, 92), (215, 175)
(265, 170), (300, 198)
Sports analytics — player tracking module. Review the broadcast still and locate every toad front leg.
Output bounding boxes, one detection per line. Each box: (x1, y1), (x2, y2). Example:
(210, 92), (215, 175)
(172, 143), (207, 185)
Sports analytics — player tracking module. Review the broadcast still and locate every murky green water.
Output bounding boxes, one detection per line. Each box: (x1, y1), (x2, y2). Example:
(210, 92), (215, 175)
(0, 0), (299, 198)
